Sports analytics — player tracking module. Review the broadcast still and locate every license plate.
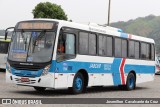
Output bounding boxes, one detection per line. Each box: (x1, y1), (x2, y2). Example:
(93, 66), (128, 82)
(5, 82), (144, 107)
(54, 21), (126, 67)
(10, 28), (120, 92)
(21, 78), (30, 82)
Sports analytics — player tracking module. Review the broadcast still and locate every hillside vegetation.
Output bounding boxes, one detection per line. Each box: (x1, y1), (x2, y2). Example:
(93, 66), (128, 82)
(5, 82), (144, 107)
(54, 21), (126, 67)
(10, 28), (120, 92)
(111, 15), (160, 53)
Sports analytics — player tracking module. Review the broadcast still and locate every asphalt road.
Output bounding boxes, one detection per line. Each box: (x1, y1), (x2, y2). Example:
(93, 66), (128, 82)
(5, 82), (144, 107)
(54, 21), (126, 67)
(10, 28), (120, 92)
(0, 70), (160, 107)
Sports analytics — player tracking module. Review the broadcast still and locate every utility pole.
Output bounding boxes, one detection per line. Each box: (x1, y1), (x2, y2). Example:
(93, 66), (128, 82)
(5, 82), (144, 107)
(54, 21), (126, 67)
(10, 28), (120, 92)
(107, 0), (111, 26)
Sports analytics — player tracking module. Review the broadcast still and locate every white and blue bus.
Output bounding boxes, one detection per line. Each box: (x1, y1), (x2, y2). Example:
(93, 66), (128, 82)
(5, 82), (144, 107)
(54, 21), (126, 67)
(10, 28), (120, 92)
(6, 19), (155, 94)
(0, 36), (11, 69)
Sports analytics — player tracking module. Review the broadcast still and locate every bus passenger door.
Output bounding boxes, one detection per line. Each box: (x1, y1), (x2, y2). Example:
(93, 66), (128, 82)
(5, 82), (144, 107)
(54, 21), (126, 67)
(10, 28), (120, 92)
(55, 30), (76, 88)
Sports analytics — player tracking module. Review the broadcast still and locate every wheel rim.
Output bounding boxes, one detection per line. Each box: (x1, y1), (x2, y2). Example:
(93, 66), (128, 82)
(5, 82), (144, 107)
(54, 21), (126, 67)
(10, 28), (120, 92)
(129, 76), (134, 89)
(75, 77), (82, 90)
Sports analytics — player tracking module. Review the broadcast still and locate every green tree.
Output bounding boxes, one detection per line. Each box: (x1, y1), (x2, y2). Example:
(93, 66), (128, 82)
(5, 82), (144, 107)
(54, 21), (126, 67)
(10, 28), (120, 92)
(32, 2), (68, 20)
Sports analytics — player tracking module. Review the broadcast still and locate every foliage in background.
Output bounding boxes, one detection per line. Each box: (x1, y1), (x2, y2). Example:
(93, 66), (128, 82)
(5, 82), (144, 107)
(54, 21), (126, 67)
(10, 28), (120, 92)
(32, 2), (68, 20)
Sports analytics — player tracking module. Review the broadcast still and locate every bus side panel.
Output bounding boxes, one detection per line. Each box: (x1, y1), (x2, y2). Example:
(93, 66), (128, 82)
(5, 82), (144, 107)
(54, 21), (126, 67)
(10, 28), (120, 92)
(125, 59), (155, 84)
(53, 56), (155, 88)
(54, 73), (68, 88)
(54, 56), (116, 88)
(67, 73), (75, 87)
(136, 74), (154, 84)
(54, 61), (74, 88)
(88, 73), (114, 86)
(54, 57), (127, 88)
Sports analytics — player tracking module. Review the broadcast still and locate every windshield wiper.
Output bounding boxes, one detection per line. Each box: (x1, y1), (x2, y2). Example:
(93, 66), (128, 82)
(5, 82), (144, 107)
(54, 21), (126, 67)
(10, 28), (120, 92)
(32, 30), (46, 52)
(20, 30), (27, 50)
(36, 30), (46, 40)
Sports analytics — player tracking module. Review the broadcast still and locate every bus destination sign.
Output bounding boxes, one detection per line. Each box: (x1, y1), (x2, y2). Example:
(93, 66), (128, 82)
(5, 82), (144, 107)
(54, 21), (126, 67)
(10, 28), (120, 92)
(17, 22), (54, 30)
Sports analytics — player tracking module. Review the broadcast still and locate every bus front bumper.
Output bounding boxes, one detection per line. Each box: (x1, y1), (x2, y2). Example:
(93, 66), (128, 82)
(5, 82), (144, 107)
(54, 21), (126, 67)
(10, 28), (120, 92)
(6, 70), (55, 88)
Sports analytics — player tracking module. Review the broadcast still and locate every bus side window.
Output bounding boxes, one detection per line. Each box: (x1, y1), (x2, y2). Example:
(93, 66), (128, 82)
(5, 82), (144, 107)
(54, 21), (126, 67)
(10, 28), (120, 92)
(57, 32), (75, 62)
(65, 33), (75, 55)
(57, 34), (65, 53)
(151, 44), (155, 60)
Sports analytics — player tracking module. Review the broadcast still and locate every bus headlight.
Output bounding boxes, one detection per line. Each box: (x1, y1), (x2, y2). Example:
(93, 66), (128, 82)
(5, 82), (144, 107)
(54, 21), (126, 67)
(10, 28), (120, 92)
(41, 65), (51, 76)
(6, 62), (11, 73)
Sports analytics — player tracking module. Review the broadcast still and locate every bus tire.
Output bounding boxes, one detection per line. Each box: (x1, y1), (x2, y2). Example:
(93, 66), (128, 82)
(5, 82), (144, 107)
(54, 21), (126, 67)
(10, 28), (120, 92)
(70, 72), (85, 94)
(34, 87), (46, 92)
(125, 73), (136, 91)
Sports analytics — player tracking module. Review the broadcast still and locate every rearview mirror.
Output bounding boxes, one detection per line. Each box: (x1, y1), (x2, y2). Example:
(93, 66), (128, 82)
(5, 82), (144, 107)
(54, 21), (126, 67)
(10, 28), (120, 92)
(5, 27), (15, 40)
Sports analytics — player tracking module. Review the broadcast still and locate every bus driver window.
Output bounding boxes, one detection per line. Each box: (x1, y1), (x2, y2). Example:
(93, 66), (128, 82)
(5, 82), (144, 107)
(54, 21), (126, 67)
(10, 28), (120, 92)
(57, 34), (65, 54)
(57, 33), (75, 61)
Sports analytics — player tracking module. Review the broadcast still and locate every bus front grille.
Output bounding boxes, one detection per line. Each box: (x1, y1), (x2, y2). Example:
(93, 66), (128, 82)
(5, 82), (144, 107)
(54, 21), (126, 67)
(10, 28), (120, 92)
(13, 66), (40, 71)
(11, 64), (42, 71)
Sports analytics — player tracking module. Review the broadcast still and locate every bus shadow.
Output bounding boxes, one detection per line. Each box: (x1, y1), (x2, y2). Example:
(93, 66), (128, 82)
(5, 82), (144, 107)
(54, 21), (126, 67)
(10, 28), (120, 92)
(0, 69), (6, 72)
(11, 86), (149, 97)
(85, 86), (148, 94)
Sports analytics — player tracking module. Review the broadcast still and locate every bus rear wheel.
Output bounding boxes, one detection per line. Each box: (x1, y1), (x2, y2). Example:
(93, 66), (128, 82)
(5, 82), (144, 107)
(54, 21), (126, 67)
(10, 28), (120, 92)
(69, 72), (85, 94)
(34, 87), (46, 92)
(125, 73), (136, 90)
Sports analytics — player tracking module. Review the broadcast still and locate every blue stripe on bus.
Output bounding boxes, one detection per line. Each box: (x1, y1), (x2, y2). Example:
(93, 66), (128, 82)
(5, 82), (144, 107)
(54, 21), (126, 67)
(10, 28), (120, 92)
(10, 58), (155, 86)
(112, 58), (122, 85)
(120, 33), (128, 38)
(124, 65), (155, 74)
(53, 60), (155, 74)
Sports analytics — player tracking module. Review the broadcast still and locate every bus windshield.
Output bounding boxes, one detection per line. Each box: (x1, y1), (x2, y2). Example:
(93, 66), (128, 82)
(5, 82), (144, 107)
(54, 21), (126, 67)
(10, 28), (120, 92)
(8, 31), (55, 63)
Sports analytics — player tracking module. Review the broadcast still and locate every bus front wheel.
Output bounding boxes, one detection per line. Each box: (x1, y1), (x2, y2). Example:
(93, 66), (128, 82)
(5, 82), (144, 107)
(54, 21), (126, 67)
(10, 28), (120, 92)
(125, 73), (136, 91)
(69, 72), (85, 94)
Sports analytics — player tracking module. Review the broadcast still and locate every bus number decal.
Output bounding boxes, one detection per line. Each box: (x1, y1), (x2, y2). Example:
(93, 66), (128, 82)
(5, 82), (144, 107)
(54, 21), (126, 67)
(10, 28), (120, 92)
(104, 64), (111, 70)
(89, 64), (101, 69)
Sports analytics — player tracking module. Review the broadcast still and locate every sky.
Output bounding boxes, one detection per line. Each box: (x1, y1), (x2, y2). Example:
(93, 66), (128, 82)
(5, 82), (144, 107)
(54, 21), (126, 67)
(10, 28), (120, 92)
(0, 0), (160, 29)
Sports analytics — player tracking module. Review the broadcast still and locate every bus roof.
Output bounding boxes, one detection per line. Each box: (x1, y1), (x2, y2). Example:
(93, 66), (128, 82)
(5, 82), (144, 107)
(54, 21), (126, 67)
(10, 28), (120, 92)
(18, 19), (155, 44)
